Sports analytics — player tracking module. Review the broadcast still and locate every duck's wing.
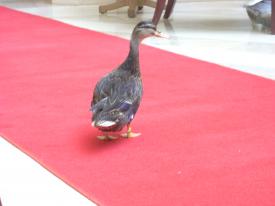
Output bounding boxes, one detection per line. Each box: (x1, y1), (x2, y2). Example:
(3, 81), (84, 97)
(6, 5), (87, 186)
(91, 72), (117, 111)
(105, 76), (143, 116)
(91, 71), (142, 123)
(92, 76), (109, 106)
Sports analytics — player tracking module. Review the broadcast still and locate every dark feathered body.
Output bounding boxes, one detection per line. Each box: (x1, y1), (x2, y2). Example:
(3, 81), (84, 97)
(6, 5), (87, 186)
(91, 21), (164, 136)
(91, 36), (143, 132)
(91, 67), (142, 131)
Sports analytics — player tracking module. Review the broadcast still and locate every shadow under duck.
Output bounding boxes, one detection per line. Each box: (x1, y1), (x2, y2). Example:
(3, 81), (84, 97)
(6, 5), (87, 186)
(91, 21), (166, 140)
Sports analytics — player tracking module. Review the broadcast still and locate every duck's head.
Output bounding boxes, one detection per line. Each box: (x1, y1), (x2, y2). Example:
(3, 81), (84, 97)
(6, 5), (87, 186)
(132, 21), (168, 41)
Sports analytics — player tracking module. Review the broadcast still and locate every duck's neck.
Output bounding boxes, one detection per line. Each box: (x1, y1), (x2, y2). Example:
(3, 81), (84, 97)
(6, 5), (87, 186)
(120, 37), (140, 75)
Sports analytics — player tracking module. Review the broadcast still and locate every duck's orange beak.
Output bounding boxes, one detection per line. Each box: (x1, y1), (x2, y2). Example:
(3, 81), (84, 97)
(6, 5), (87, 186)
(154, 30), (169, 38)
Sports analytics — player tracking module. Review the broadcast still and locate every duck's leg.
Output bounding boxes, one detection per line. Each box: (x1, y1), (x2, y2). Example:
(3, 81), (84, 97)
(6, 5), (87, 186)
(121, 124), (141, 138)
(97, 132), (118, 140)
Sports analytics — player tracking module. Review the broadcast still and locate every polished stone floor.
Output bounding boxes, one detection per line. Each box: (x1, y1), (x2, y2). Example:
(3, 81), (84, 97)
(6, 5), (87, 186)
(1, 0), (275, 79)
(0, 1), (274, 206)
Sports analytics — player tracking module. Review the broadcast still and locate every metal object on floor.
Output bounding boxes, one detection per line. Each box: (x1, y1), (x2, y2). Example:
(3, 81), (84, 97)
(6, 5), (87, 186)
(153, 0), (274, 34)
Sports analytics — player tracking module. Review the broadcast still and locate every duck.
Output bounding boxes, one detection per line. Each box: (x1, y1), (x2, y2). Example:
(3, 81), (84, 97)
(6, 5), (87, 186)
(91, 21), (167, 140)
(245, 0), (271, 32)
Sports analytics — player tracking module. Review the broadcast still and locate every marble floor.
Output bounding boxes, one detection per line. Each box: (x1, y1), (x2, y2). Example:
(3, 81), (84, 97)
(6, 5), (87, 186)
(1, 0), (275, 79)
(0, 1), (274, 206)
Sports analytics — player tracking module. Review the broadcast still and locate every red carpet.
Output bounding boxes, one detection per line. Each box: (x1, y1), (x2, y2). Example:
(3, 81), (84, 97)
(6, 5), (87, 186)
(1, 7), (275, 206)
